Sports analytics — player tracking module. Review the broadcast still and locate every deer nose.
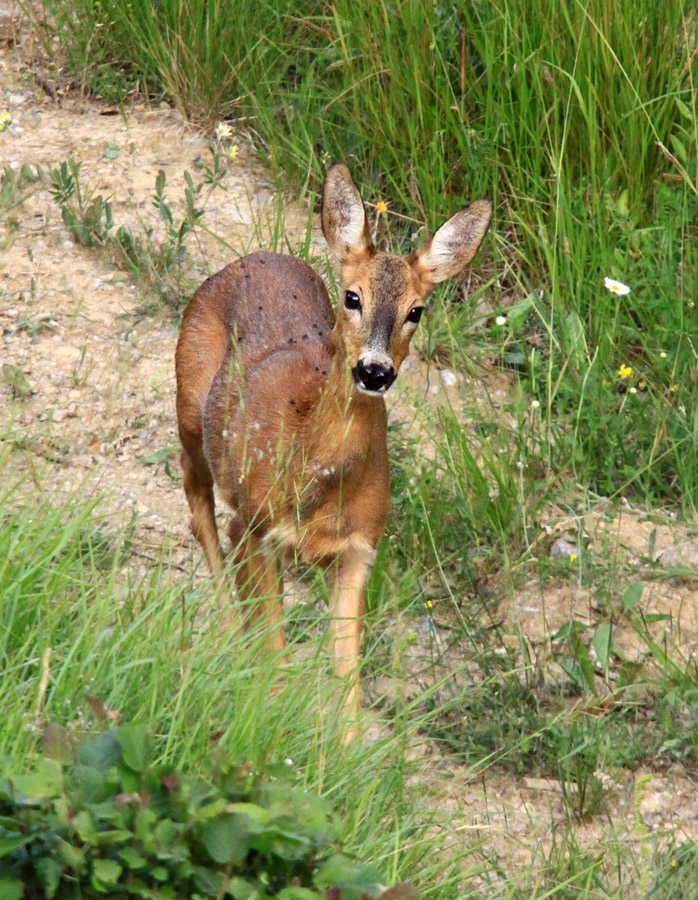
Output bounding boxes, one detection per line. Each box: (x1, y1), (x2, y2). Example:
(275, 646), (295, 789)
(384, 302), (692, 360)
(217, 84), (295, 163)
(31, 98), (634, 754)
(353, 359), (396, 394)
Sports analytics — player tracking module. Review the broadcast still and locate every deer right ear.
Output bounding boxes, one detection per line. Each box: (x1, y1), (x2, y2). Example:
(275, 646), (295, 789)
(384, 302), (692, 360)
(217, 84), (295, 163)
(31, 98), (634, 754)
(321, 162), (373, 262)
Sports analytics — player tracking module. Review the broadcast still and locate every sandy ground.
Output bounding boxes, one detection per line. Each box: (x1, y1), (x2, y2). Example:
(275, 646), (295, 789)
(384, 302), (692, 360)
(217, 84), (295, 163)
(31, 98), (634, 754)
(2, 5), (698, 892)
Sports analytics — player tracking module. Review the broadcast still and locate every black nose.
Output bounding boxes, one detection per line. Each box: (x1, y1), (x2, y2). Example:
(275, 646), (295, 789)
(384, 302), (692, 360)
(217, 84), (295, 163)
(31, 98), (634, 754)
(352, 360), (396, 393)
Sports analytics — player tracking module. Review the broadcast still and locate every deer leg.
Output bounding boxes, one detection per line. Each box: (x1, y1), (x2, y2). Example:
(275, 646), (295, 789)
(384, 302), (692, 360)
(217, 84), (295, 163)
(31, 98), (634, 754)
(230, 526), (287, 662)
(180, 446), (223, 575)
(328, 542), (375, 739)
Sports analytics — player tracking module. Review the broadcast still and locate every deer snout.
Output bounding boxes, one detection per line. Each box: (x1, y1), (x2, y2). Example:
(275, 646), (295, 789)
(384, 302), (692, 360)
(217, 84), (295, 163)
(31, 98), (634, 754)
(352, 358), (396, 395)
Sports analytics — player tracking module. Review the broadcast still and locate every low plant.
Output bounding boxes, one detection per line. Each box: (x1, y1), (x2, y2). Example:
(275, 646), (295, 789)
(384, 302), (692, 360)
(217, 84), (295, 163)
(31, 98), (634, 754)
(0, 724), (389, 900)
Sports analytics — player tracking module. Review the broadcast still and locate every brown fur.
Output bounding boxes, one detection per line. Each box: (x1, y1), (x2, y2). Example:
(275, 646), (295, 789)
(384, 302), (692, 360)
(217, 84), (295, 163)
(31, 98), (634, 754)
(175, 163), (492, 738)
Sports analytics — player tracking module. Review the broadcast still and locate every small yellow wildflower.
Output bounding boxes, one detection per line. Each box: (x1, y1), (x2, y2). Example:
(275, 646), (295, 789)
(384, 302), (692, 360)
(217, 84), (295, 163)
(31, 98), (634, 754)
(670, 384), (678, 392)
(376, 200), (388, 215)
(228, 144), (239, 159)
(638, 380), (645, 388)
(570, 554), (578, 563)
(671, 860), (678, 867)
(0, 110), (12, 132)
(602, 379), (610, 387)
(618, 364), (633, 379)
(425, 599), (434, 609)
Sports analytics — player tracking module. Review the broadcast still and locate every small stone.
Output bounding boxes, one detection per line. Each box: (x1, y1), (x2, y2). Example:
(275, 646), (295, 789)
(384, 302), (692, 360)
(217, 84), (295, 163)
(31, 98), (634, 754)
(550, 537), (577, 559)
(654, 543), (698, 570)
(440, 369), (457, 387)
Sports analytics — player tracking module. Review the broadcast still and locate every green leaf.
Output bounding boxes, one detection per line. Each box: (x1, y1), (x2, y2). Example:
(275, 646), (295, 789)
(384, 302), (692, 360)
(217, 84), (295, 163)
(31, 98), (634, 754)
(228, 803), (272, 825)
(552, 620), (587, 641)
(278, 889), (320, 900)
(116, 725), (149, 772)
(92, 857), (123, 891)
(201, 814), (249, 865)
(0, 831), (31, 856)
(623, 582), (644, 612)
(193, 865), (223, 897)
(57, 838), (87, 872)
(37, 857), (64, 899)
(42, 723), (72, 763)
(137, 445), (178, 465)
(315, 854), (383, 900)
(119, 846), (147, 869)
(78, 730), (121, 772)
(74, 809), (97, 844)
(0, 879), (23, 900)
(11, 759), (63, 801)
(676, 97), (693, 120)
(593, 623), (614, 674)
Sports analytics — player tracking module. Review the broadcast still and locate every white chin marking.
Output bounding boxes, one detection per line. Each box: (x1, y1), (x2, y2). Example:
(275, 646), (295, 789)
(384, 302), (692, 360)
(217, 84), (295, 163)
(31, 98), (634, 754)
(355, 383), (389, 397)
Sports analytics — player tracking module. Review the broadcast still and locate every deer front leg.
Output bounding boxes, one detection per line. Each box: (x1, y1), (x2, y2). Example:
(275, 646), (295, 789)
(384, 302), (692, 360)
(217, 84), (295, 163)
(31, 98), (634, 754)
(328, 541), (375, 739)
(230, 523), (287, 661)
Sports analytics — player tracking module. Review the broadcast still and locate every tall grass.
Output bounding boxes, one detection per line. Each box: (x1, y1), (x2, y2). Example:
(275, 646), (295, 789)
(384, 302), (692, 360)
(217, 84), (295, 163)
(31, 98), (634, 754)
(32, 0), (698, 510)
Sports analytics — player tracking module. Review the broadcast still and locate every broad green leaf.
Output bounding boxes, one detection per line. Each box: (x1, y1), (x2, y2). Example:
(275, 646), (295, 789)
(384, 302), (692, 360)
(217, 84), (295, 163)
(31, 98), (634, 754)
(116, 725), (149, 772)
(0, 832), (31, 856)
(193, 865), (223, 897)
(42, 723), (72, 763)
(314, 854), (383, 900)
(552, 620), (587, 641)
(78, 730), (121, 772)
(593, 623), (614, 674)
(37, 857), (63, 899)
(92, 857), (123, 891)
(57, 838), (87, 871)
(11, 759), (62, 801)
(623, 582), (644, 612)
(0, 879), (23, 900)
(119, 846), (147, 869)
(278, 889), (320, 900)
(228, 803), (272, 826)
(201, 814), (249, 864)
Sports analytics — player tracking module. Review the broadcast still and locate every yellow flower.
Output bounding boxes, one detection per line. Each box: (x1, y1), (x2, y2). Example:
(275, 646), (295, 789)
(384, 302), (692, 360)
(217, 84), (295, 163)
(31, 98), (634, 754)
(0, 110), (12, 132)
(228, 144), (239, 159)
(570, 554), (578, 562)
(670, 384), (678, 392)
(671, 860), (678, 867)
(425, 599), (433, 608)
(376, 200), (388, 215)
(618, 364), (633, 379)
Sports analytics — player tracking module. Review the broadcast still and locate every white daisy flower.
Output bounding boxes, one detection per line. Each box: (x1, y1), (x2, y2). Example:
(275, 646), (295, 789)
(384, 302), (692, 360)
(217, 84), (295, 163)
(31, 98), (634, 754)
(604, 277), (631, 295)
(495, 315), (507, 325)
(215, 121), (233, 140)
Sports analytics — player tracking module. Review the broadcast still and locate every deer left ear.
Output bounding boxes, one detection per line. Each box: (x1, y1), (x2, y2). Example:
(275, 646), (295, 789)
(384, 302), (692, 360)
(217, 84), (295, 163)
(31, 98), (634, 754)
(414, 198), (492, 284)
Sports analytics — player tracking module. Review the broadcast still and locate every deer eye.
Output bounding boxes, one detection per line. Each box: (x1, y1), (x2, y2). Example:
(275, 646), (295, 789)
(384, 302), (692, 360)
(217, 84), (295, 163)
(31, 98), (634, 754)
(405, 306), (424, 324)
(344, 290), (361, 311)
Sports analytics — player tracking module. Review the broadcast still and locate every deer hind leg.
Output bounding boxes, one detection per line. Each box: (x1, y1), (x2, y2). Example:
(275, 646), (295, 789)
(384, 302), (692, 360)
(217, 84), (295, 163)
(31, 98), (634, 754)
(328, 541), (375, 739)
(180, 444), (224, 576)
(229, 523), (287, 661)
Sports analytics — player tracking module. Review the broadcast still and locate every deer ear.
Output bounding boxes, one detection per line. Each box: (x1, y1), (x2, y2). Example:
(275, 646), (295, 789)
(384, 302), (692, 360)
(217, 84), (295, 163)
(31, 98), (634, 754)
(321, 162), (373, 261)
(414, 198), (492, 284)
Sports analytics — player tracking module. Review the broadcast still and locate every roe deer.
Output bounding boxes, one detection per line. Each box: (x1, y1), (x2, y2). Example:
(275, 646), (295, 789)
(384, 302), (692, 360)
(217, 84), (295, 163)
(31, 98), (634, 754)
(175, 163), (491, 734)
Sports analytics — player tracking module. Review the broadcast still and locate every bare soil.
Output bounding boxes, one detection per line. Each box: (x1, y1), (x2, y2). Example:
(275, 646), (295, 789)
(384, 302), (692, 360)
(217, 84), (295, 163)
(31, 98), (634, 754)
(2, 7), (698, 891)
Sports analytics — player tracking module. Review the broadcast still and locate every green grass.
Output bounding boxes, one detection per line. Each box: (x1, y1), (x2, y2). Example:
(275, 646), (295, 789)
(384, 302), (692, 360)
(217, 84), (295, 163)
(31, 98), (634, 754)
(31, 0), (698, 508)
